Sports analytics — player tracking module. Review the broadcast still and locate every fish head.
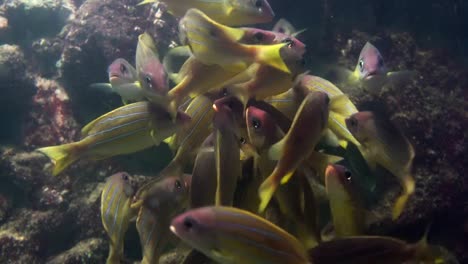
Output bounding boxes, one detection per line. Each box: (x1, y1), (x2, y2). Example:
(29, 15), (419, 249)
(138, 58), (169, 96)
(245, 106), (277, 149)
(278, 36), (307, 75)
(345, 111), (374, 143)
(107, 171), (137, 198)
(213, 96), (244, 131)
(144, 175), (191, 212)
(107, 59), (136, 86)
(325, 164), (353, 198)
(230, 0), (275, 24)
(170, 207), (219, 253)
(239, 28), (278, 44)
(355, 42), (386, 80)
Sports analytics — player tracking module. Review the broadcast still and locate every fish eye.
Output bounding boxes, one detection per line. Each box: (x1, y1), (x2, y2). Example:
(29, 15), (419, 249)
(358, 59), (364, 71)
(145, 75), (153, 87)
(282, 38), (294, 48)
(254, 0), (263, 8)
(121, 173), (129, 181)
(175, 180), (182, 189)
(253, 32), (264, 42)
(349, 117), (358, 127)
(251, 118), (261, 129)
(120, 64), (127, 74)
(183, 216), (197, 230)
(344, 170), (352, 180)
(240, 137), (246, 144)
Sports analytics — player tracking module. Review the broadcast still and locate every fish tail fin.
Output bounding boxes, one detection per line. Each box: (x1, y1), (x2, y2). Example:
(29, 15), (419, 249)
(255, 43), (290, 74)
(279, 171), (295, 185)
(36, 143), (81, 176)
(392, 174), (415, 220)
(258, 175), (280, 213)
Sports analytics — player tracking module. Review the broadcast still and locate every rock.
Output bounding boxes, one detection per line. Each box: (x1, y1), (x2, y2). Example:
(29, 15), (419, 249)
(46, 237), (107, 264)
(58, 0), (179, 122)
(23, 77), (79, 148)
(0, 44), (36, 144)
(0, 229), (42, 264)
(1, 0), (74, 42)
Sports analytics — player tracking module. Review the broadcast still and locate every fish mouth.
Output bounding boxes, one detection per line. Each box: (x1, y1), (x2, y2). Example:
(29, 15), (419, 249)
(109, 75), (120, 82)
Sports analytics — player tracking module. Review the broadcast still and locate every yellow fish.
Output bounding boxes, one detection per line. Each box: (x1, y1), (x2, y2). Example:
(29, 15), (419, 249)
(179, 8), (290, 73)
(37, 102), (191, 176)
(165, 95), (215, 170)
(136, 175), (192, 264)
(170, 206), (310, 264)
(258, 91), (330, 213)
(138, 0), (275, 26)
(346, 111), (415, 220)
(325, 164), (364, 238)
(213, 98), (242, 206)
(100, 172), (137, 264)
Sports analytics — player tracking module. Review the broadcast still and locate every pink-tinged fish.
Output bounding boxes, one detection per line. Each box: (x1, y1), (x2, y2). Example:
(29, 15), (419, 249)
(325, 164), (363, 238)
(345, 111), (415, 219)
(90, 59), (144, 104)
(170, 206), (310, 264)
(135, 175), (192, 264)
(258, 91), (330, 213)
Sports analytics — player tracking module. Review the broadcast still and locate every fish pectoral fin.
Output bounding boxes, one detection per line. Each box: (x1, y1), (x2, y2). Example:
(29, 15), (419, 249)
(258, 176), (280, 213)
(320, 128), (342, 148)
(392, 174), (415, 220)
(89, 83), (114, 93)
(163, 135), (174, 146)
(150, 129), (161, 146)
(279, 171), (294, 184)
(267, 137), (285, 161)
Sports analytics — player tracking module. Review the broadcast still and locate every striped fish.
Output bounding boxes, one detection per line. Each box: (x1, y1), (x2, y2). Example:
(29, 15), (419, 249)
(37, 101), (191, 176)
(100, 172), (137, 264)
(136, 175), (192, 264)
(170, 206), (310, 264)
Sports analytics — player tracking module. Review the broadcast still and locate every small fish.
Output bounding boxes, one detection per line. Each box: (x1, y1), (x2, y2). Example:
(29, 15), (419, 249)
(258, 91), (330, 213)
(100, 172), (137, 264)
(272, 18), (306, 37)
(345, 111), (415, 219)
(325, 164), (363, 238)
(136, 33), (170, 106)
(190, 133), (217, 208)
(170, 206), (310, 264)
(179, 8), (290, 73)
(213, 98), (242, 206)
(309, 230), (453, 264)
(335, 42), (414, 93)
(90, 59), (144, 104)
(138, 0), (274, 26)
(37, 102), (191, 176)
(267, 74), (360, 148)
(166, 95), (215, 167)
(167, 55), (245, 116)
(135, 175), (192, 264)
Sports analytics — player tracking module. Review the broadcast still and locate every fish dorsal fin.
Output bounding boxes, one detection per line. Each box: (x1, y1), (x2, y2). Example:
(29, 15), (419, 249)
(163, 46), (192, 84)
(291, 28), (307, 37)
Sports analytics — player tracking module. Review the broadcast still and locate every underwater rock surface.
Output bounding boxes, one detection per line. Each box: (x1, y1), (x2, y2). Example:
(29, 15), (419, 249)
(0, 0), (466, 263)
